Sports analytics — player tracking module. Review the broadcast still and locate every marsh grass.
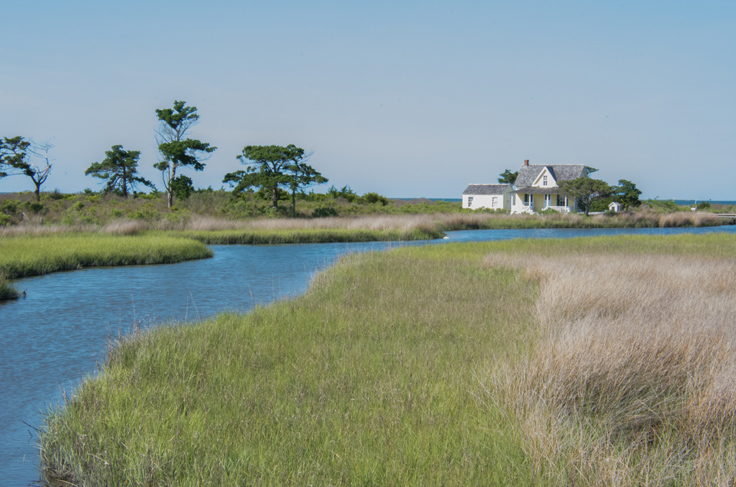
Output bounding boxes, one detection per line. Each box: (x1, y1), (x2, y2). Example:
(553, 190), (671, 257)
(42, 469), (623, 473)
(0, 273), (19, 300)
(42, 249), (540, 486)
(40, 233), (736, 485)
(484, 249), (736, 485)
(0, 210), (724, 241)
(0, 234), (212, 280)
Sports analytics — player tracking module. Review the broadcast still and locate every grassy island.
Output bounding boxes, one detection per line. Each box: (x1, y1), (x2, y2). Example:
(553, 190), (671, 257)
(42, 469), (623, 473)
(0, 234), (212, 299)
(41, 233), (736, 486)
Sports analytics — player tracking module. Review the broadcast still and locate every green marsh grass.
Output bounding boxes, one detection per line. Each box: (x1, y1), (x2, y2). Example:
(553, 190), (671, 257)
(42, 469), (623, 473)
(170, 227), (442, 244)
(42, 247), (540, 486)
(0, 234), (212, 280)
(0, 273), (19, 300)
(41, 233), (736, 485)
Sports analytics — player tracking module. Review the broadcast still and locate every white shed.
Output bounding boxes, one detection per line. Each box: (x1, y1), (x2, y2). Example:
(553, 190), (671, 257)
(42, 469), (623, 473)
(608, 201), (622, 213)
(462, 184), (512, 210)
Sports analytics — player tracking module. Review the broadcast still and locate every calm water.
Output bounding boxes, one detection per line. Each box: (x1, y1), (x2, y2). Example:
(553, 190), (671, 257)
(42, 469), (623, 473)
(2, 225), (736, 485)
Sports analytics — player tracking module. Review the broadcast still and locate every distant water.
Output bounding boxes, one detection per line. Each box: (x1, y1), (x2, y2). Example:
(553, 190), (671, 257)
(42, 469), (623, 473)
(2, 225), (736, 485)
(673, 200), (736, 206)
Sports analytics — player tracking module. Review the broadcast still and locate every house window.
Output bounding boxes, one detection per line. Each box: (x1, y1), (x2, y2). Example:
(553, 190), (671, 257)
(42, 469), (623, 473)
(544, 194), (551, 207)
(523, 194), (530, 205)
(557, 194), (565, 206)
(467, 196), (473, 207)
(491, 196), (498, 207)
(542, 175), (548, 186)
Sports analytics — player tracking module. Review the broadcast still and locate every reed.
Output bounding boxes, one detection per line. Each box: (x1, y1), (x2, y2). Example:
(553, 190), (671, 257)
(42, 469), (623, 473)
(484, 251), (736, 484)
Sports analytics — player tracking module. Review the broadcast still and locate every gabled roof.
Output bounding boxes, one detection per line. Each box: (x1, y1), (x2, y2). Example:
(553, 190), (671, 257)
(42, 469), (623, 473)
(463, 184), (511, 195)
(514, 164), (590, 188)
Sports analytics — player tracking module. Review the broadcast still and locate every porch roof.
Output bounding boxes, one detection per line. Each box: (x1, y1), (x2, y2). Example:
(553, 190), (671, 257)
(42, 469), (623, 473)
(512, 187), (566, 195)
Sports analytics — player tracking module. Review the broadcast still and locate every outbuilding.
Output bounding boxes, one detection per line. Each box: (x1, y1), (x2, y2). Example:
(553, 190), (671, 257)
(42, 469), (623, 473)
(462, 184), (512, 210)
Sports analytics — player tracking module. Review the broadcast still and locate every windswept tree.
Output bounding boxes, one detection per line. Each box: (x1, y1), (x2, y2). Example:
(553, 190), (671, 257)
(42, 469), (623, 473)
(498, 169), (518, 184)
(224, 144), (324, 211)
(154, 100), (216, 207)
(614, 179), (642, 209)
(559, 177), (612, 215)
(85, 145), (154, 197)
(0, 136), (52, 202)
(285, 153), (327, 216)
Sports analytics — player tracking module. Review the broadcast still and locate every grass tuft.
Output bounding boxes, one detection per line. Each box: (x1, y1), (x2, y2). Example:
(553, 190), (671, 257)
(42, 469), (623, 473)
(0, 273), (19, 300)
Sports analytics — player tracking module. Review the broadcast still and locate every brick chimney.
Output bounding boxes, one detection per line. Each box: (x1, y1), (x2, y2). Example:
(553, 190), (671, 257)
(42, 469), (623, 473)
(523, 159), (529, 166)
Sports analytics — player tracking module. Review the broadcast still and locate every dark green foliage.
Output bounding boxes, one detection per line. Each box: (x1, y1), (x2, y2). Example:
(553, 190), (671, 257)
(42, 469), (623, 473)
(86, 145), (154, 197)
(590, 197), (614, 212)
(170, 175), (194, 201)
(313, 206), (339, 217)
(613, 179), (642, 209)
(559, 177), (612, 215)
(224, 145), (326, 214)
(0, 136), (52, 201)
(155, 100), (216, 208)
(362, 192), (389, 206)
(285, 153), (327, 216)
(696, 201), (711, 210)
(498, 169), (518, 184)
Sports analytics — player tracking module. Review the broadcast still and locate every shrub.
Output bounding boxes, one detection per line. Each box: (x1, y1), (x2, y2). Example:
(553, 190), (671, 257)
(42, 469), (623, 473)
(361, 192), (389, 206)
(313, 206), (339, 217)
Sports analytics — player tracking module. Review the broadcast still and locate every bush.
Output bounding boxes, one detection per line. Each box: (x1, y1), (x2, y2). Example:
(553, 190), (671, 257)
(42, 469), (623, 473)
(696, 201), (711, 210)
(361, 192), (389, 206)
(313, 207), (339, 218)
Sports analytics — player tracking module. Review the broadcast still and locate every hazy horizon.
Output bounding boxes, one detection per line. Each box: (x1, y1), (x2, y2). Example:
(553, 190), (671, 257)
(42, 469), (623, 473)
(2, 1), (734, 200)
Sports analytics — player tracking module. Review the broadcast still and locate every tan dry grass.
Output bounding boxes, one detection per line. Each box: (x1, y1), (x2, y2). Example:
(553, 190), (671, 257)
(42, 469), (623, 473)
(0, 211), (724, 239)
(484, 253), (736, 485)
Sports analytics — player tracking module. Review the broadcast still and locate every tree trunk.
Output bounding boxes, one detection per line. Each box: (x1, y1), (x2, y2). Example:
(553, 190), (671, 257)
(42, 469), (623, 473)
(271, 185), (279, 208)
(167, 166), (176, 208)
(33, 182), (41, 202)
(291, 188), (296, 216)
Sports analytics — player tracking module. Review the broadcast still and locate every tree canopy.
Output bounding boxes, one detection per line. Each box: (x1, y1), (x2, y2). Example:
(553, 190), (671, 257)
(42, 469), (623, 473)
(0, 136), (52, 201)
(498, 169), (518, 184)
(559, 177), (612, 215)
(224, 144), (327, 213)
(614, 179), (642, 209)
(85, 145), (154, 197)
(154, 100), (216, 207)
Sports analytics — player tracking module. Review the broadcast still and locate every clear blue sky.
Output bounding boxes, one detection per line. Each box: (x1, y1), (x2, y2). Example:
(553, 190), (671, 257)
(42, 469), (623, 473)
(1, 0), (734, 199)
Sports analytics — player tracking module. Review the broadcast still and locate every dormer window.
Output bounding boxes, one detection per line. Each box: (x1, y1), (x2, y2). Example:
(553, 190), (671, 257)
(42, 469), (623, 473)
(542, 175), (548, 186)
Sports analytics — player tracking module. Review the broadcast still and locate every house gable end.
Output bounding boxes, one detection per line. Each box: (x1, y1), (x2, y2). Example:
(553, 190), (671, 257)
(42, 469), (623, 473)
(531, 167), (558, 188)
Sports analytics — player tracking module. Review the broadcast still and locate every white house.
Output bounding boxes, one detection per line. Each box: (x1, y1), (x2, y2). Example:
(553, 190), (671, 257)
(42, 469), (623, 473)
(462, 184), (512, 210)
(608, 201), (622, 213)
(463, 160), (595, 214)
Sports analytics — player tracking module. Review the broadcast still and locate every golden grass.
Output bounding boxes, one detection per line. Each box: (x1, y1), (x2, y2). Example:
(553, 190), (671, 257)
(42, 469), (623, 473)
(484, 252), (736, 485)
(0, 210), (725, 240)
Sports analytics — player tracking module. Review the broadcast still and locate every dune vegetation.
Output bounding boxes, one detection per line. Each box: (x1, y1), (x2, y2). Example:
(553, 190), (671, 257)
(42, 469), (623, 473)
(40, 233), (736, 486)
